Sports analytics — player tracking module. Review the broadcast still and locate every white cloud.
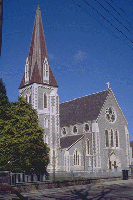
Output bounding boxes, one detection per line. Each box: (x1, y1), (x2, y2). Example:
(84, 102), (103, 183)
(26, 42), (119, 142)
(74, 50), (87, 61)
(48, 54), (55, 60)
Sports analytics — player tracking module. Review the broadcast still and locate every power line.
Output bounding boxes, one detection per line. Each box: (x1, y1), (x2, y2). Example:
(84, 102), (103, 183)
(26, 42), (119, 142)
(83, 0), (133, 44)
(71, 0), (133, 50)
(110, 0), (133, 23)
(104, 0), (133, 29)
(95, 0), (133, 36)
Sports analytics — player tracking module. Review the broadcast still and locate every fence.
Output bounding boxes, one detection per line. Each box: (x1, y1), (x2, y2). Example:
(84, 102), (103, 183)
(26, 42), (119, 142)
(50, 168), (131, 181)
(10, 173), (46, 185)
(10, 168), (131, 184)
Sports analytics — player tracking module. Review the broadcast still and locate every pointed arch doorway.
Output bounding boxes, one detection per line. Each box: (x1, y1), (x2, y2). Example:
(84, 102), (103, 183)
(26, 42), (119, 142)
(109, 152), (121, 170)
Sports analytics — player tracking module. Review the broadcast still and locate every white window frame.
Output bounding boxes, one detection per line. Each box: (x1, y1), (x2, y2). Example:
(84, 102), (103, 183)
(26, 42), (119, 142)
(25, 57), (29, 83)
(73, 149), (80, 166)
(110, 129), (114, 147)
(115, 129), (119, 148)
(29, 93), (32, 104)
(62, 127), (67, 135)
(43, 57), (49, 83)
(73, 125), (78, 134)
(105, 129), (109, 147)
(43, 93), (47, 109)
(84, 123), (90, 132)
(86, 139), (90, 155)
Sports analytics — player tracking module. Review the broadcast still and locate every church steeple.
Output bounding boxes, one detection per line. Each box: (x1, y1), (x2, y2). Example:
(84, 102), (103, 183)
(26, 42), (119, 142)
(19, 5), (58, 89)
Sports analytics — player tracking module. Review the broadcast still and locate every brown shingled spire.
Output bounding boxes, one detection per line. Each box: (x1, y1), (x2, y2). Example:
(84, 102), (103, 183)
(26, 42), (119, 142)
(19, 5), (58, 89)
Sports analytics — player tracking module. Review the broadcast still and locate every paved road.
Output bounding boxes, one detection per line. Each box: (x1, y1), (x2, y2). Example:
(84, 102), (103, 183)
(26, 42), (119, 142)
(1, 179), (133, 199)
(23, 179), (133, 200)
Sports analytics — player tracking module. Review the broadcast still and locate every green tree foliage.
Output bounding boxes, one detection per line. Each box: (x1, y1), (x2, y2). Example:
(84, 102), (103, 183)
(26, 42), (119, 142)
(0, 79), (11, 140)
(0, 96), (50, 174)
(0, 78), (10, 119)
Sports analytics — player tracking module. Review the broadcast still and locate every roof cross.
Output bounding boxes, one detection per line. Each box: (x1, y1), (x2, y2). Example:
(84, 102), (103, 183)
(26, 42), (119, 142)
(106, 82), (110, 89)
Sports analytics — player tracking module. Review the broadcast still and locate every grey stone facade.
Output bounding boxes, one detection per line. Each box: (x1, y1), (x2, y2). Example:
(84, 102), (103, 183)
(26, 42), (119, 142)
(19, 5), (130, 175)
(58, 91), (130, 173)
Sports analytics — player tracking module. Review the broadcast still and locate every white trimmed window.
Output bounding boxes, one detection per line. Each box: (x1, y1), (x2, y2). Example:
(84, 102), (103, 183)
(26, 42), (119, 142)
(73, 126), (77, 134)
(29, 93), (32, 104)
(105, 129), (119, 148)
(43, 93), (47, 108)
(111, 129), (114, 147)
(86, 139), (90, 155)
(115, 130), (119, 147)
(62, 128), (66, 135)
(85, 124), (89, 132)
(73, 149), (80, 166)
(25, 57), (29, 83)
(43, 57), (49, 83)
(105, 130), (109, 147)
(44, 134), (48, 144)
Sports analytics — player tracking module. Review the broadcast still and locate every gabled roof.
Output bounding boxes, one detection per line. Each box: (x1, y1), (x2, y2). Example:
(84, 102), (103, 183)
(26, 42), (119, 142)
(60, 134), (84, 149)
(19, 4), (58, 89)
(60, 89), (110, 127)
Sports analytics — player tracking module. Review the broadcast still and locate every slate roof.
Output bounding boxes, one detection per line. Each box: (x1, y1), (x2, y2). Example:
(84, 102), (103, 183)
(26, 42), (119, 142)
(60, 134), (84, 149)
(60, 89), (110, 127)
(19, 5), (58, 89)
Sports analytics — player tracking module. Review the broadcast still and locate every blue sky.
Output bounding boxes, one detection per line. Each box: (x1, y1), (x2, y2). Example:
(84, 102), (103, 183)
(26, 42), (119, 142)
(0, 0), (133, 139)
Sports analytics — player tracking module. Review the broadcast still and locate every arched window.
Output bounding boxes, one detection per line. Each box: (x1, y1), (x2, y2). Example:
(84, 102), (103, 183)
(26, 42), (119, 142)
(74, 149), (80, 165)
(105, 130), (109, 147)
(73, 126), (77, 133)
(29, 94), (32, 104)
(44, 93), (47, 108)
(43, 58), (49, 83)
(86, 139), (90, 154)
(85, 124), (89, 132)
(111, 129), (113, 147)
(115, 130), (118, 147)
(25, 57), (29, 82)
(62, 128), (66, 135)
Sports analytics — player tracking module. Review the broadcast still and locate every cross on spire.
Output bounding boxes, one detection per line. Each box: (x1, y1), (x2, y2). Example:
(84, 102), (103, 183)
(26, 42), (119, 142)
(106, 82), (110, 89)
(37, 1), (40, 9)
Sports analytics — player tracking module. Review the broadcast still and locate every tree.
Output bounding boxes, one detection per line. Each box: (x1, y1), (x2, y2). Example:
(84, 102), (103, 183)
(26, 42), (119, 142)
(0, 96), (50, 174)
(0, 78), (10, 119)
(0, 78), (11, 140)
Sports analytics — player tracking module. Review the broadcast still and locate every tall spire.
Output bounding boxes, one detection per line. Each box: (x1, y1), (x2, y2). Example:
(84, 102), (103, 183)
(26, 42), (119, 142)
(19, 5), (58, 89)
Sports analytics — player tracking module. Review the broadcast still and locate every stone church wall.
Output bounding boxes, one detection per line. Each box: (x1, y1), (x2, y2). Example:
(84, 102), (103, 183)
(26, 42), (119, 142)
(98, 93), (128, 171)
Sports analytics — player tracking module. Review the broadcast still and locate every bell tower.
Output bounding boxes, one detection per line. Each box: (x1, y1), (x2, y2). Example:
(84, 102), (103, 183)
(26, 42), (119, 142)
(19, 4), (60, 172)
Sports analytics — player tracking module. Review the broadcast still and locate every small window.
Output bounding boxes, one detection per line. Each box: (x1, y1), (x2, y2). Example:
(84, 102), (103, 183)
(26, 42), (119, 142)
(74, 149), (80, 165)
(105, 130), (109, 147)
(25, 57), (29, 82)
(73, 126), (77, 133)
(29, 94), (32, 104)
(111, 129), (113, 147)
(86, 140), (90, 154)
(44, 93), (47, 108)
(62, 128), (66, 135)
(85, 124), (89, 132)
(43, 58), (49, 82)
(115, 130), (118, 147)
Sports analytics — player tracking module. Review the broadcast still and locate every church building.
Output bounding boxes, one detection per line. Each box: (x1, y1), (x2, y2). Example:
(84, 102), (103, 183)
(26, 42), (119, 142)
(19, 5), (130, 174)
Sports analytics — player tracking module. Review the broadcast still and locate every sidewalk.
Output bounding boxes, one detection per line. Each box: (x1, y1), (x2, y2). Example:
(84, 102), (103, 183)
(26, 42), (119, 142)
(21, 178), (133, 200)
